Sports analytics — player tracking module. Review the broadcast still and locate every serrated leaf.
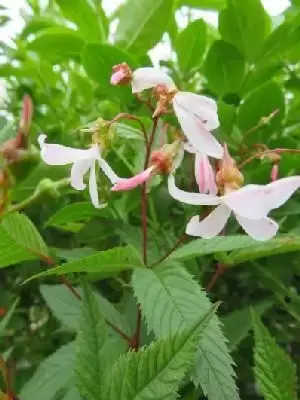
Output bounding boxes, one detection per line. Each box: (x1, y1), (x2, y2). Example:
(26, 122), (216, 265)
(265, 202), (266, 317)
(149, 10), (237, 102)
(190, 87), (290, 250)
(175, 19), (207, 73)
(252, 311), (297, 400)
(219, 0), (270, 62)
(19, 342), (75, 400)
(204, 40), (246, 96)
(132, 263), (239, 400)
(0, 212), (49, 268)
(75, 283), (107, 400)
(115, 0), (174, 53)
(55, 0), (104, 41)
(25, 245), (144, 283)
(227, 236), (300, 266)
(222, 300), (273, 351)
(45, 202), (107, 228)
(102, 303), (218, 400)
(170, 235), (257, 261)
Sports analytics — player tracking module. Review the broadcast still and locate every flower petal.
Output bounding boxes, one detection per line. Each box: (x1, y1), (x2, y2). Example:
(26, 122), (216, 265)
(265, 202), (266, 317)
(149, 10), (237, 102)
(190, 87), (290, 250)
(38, 134), (98, 165)
(89, 160), (100, 208)
(98, 157), (121, 184)
(183, 142), (196, 154)
(195, 153), (218, 195)
(70, 158), (93, 190)
(186, 204), (231, 238)
(173, 96), (223, 159)
(168, 174), (220, 205)
(111, 166), (154, 191)
(222, 176), (300, 220)
(131, 67), (175, 93)
(235, 214), (278, 241)
(174, 92), (219, 130)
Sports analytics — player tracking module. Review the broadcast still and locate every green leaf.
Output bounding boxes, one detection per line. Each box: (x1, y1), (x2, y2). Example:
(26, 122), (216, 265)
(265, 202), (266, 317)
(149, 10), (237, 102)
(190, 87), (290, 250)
(20, 16), (57, 38)
(237, 81), (285, 141)
(222, 300), (273, 351)
(82, 43), (137, 103)
(102, 303), (218, 400)
(0, 299), (19, 338)
(170, 235), (257, 261)
(219, 0), (270, 62)
(0, 212), (49, 268)
(252, 311), (297, 400)
(19, 342), (75, 400)
(177, 0), (225, 10)
(203, 40), (245, 96)
(45, 202), (106, 229)
(25, 246), (144, 283)
(28, 27), (85, 59)
(175, 19), (207, 73)
(227, 236), (300, 266)
(132, 263), (239, 400)
(115, 0), (174, 53)
(40, 284), (81, 330)
(62, 387), (82, 400)
(55, 0), (104, 41)
(75, 283), (107, 400)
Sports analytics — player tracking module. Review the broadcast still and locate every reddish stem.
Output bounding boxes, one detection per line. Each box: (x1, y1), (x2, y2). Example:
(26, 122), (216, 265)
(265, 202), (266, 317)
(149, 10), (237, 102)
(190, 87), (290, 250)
(109, 112), (148, 143)
(132, 117), (159, 351)
(206, 263), (227, 291)
(150, 234), (187, 268)
(239, 148), (300, 169)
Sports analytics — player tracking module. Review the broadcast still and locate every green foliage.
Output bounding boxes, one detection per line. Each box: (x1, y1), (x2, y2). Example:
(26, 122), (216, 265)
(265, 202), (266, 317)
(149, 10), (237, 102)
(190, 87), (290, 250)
(219, 0), (270, 62)
(102, 303), (218, 400)
(19, 342), (76, 400)
(252, 311), (297, 400)
(0, 299), (19, 338)
(0, 212), (48, 268)
(204, 40), (245, 96)
(115, 0), (174, 54)
(132, 263), (239, 400)
(55, 0), (105, 41)
(75, 282), (107, 400)
(175, 19), (207, 74)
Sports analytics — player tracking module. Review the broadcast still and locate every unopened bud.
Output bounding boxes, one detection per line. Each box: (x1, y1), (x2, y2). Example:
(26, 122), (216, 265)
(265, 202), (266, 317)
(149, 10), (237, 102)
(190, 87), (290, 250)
(19, 94), (33, 135)
(110, 63), (132, 86)
(216, 144), (244, 193)
(270, 163), (279, 182)
(35, 179), (60, 199)
(84, 118), (115, 150)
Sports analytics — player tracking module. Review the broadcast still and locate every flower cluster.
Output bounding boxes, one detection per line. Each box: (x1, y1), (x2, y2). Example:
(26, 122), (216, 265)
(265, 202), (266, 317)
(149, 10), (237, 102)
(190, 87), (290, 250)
(38, 64), (300, 241)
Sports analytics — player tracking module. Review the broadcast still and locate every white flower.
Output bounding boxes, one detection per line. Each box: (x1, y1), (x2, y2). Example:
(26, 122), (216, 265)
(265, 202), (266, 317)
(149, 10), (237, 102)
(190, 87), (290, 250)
(168, 174), (300, 241)
(38, 134), (120, 208)
(131, 67), (223, 159)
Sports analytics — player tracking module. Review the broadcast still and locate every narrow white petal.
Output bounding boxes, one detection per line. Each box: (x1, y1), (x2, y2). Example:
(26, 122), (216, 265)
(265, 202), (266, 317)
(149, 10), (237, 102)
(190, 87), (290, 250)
(38, 134), (99, 165)
(98, 157), (121, 184)
(173, 96), (223, 159)
(168, 174), (220, 206)
(183, 142), (197, 154)
(89, 160), (100, 208)
(70, 158), (93, 190)
(186, 205), (231, 238)
(222, 176), (300, 220)
(131, 67), (175, 93)
(175, 92), (219, 130)
(235, 214), (278, 241)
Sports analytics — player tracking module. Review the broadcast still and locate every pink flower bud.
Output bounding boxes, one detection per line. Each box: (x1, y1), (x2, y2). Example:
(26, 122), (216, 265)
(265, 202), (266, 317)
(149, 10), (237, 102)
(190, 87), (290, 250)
(111, 166), (154, 192)
(270, 164), (279, 182)
(110, 63), (132, 86)
(195, 153), (217, 195)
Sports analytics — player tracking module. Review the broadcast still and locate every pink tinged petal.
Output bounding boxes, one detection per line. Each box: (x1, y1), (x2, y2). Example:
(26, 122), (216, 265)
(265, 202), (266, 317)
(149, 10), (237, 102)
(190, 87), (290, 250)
(172, 96), (223, 159)
(222, 176), (300, 220)
(175, 92), (219, 131)
(110, 70), (126, 85)
(186, 204), (231, 238)
(111, 166), (154, 192)
(89, 160), (100, 208)
(235, 214), (278, 241)
(38, 134), (99, 165)
(131, 68), (175, 93)
(70, 158), (93, 190)
(167, 174), (220, 206)
(195, 153), (217, 195)
(97, 157), (121, 185)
